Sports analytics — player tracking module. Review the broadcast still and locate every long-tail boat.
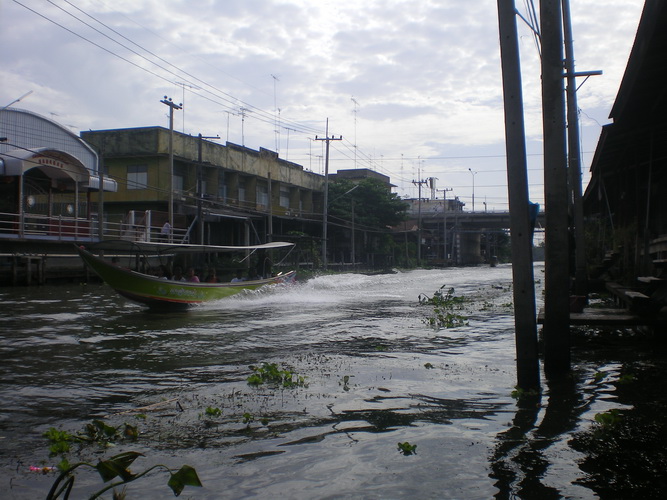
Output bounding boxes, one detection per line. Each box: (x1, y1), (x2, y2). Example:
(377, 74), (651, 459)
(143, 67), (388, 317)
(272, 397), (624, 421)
(76, 241), (296, 309)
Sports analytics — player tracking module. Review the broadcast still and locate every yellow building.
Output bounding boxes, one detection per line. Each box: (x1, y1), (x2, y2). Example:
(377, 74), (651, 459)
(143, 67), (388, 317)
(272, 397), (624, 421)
(81, 127), (325, 246)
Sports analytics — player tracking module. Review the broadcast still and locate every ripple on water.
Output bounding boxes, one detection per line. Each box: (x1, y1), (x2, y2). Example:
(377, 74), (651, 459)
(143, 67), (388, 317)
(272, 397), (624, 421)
(4, 264), (657, 499)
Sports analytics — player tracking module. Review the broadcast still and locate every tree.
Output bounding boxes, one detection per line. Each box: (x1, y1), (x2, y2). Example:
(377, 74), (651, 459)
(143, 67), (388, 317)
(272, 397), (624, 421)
(327, 178), (408, 266)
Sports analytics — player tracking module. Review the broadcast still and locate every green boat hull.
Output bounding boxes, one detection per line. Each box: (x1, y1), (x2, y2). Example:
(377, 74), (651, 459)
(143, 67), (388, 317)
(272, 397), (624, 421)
(77, 246), (296, 309)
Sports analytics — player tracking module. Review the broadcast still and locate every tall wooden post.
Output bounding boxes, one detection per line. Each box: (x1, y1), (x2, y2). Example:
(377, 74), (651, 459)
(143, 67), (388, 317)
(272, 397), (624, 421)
(497, 0), (540, 390)
(541, 0), (571, 375)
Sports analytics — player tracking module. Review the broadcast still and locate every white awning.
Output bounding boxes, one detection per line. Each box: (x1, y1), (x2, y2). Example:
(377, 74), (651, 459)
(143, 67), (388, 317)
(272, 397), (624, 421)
(87, 174), (118, 192)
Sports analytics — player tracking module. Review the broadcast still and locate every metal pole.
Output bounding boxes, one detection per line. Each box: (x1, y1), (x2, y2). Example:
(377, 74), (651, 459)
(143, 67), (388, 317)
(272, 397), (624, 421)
(168, 106), (174, 241)
(497, 0), (540, 390)
(417, 180), (422, 265)
(198, 134), (203, 245)
(443, 193), (447, 262)
(267, 171), (273, 242)
(197, 133), (219, 245)
(18, 172), (24, 237)
(351, 198), (355, 266)
(97, 156), (104, 242)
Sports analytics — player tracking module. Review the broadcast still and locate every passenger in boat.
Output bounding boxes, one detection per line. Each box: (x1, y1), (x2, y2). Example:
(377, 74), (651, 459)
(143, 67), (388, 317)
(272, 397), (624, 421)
(172, 266), (185, 281)
(156, 265), (169, 279)
(231, 270), (245, 282)
(246, 268), (261, 281)
(160, 220), (171, 242)
(205, 268), (218, 283)
(185, 267), (200, 282)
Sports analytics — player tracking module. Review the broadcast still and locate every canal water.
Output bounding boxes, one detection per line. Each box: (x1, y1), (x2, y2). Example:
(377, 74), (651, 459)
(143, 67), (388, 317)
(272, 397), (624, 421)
(1, 264), (666, 499)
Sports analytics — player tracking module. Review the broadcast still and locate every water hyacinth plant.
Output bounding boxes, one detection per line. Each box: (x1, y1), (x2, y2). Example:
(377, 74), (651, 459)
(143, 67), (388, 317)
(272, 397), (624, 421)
(247, 362), (307, 388)
(418, 285), (468, 329)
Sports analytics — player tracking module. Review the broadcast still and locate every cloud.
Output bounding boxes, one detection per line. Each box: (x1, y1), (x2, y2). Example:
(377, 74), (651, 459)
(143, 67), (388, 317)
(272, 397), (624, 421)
(0, 0), (647, 208)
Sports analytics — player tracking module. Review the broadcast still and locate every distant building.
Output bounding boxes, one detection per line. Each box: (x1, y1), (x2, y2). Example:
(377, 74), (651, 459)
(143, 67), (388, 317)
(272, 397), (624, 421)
(81, 127), (325, 245)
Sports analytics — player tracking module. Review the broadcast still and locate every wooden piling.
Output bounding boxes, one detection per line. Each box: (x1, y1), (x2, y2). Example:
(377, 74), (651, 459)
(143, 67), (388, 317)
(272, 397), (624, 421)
(497, 0), (540, 390)
(541, 0), (571, 375)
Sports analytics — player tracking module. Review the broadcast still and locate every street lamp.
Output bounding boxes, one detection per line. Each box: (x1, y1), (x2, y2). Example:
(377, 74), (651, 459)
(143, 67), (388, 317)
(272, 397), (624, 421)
(468, 168), (477, 212)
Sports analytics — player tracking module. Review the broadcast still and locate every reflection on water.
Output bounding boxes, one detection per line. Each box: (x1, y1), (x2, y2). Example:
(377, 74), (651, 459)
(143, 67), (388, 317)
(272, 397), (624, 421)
(1, 265), (665, 498)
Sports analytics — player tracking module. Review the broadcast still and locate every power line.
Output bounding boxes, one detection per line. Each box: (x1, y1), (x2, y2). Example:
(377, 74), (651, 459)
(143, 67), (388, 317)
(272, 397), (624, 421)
(11, 0), (323, 138)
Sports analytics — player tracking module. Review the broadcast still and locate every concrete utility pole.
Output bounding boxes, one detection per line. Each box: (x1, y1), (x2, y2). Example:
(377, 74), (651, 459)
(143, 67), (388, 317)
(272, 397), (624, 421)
(161, 96), (182, 243)
(541, 0), (571, 375)
(412, 177), (428, 265)
(439, 188), (453, 263)
(197, 133), (219, 245)
(315, 119), (342, 269)
(468, 168), (477, 212)
(563, 0), (600, 296)
(497, 0), (540, 391)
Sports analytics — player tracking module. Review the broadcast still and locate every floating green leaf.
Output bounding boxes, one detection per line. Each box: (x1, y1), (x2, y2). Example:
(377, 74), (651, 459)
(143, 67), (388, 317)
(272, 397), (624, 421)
(397, 442), (417, 455)
(205, 406), (222, 417)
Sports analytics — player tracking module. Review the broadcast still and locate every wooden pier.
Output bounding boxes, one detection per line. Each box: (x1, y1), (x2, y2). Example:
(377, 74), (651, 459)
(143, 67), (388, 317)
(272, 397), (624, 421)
(538, 307), (667, 327)
(538, 277), (667, 328)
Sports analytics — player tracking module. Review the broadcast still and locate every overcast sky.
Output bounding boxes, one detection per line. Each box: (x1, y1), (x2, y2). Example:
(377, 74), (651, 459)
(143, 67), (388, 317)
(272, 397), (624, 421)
(1, 0), (645, 210)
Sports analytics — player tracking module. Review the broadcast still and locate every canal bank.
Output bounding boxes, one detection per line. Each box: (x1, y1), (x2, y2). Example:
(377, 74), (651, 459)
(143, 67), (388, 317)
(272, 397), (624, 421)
(0, 240), (89, 286)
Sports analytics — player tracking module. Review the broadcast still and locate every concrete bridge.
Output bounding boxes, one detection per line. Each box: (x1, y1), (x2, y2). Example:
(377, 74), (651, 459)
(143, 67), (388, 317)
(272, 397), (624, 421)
(421, 209), (545, 230)
(414, 209), (545, 265)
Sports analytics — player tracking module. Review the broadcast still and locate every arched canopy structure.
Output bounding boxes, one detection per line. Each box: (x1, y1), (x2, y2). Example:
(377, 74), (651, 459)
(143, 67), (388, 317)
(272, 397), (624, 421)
(0, 108), (115, 240)
(0, 108), (116, 191)
(1, 147), (89, 188)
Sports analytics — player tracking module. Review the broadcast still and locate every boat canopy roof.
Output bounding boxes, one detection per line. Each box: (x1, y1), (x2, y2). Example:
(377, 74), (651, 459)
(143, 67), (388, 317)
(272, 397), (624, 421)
(84, 240), (294, 255)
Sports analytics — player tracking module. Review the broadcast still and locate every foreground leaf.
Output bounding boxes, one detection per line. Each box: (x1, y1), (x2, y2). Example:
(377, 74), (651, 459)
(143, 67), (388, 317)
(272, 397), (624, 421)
(95, 452), (143, 482)
(167, 465), (203, 496)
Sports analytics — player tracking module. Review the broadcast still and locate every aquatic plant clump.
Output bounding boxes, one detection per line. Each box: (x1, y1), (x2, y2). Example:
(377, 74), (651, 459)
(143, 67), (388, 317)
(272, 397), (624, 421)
(397, 442), (417, 455)
(418, 285), (468, 329)
(247, 362), (308, 388)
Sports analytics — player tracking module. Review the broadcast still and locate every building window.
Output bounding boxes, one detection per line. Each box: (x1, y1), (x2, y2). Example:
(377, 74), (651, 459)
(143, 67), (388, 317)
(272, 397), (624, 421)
(238, 178), (246, 202)
(127, 164), (147, 190)
(218, 172), (227, 201)
(257, 183), (268, 207)
(174, 165), (185, 193)
(174, 175), (184, 192)
(280, 187), (290, 208)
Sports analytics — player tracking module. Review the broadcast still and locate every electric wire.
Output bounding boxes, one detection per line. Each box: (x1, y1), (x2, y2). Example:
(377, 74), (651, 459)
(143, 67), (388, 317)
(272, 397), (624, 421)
(11, 0), (322, 138)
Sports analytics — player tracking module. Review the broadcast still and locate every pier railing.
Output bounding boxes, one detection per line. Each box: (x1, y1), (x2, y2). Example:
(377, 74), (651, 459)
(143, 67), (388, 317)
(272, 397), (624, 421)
(0, 211), (188, 244)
